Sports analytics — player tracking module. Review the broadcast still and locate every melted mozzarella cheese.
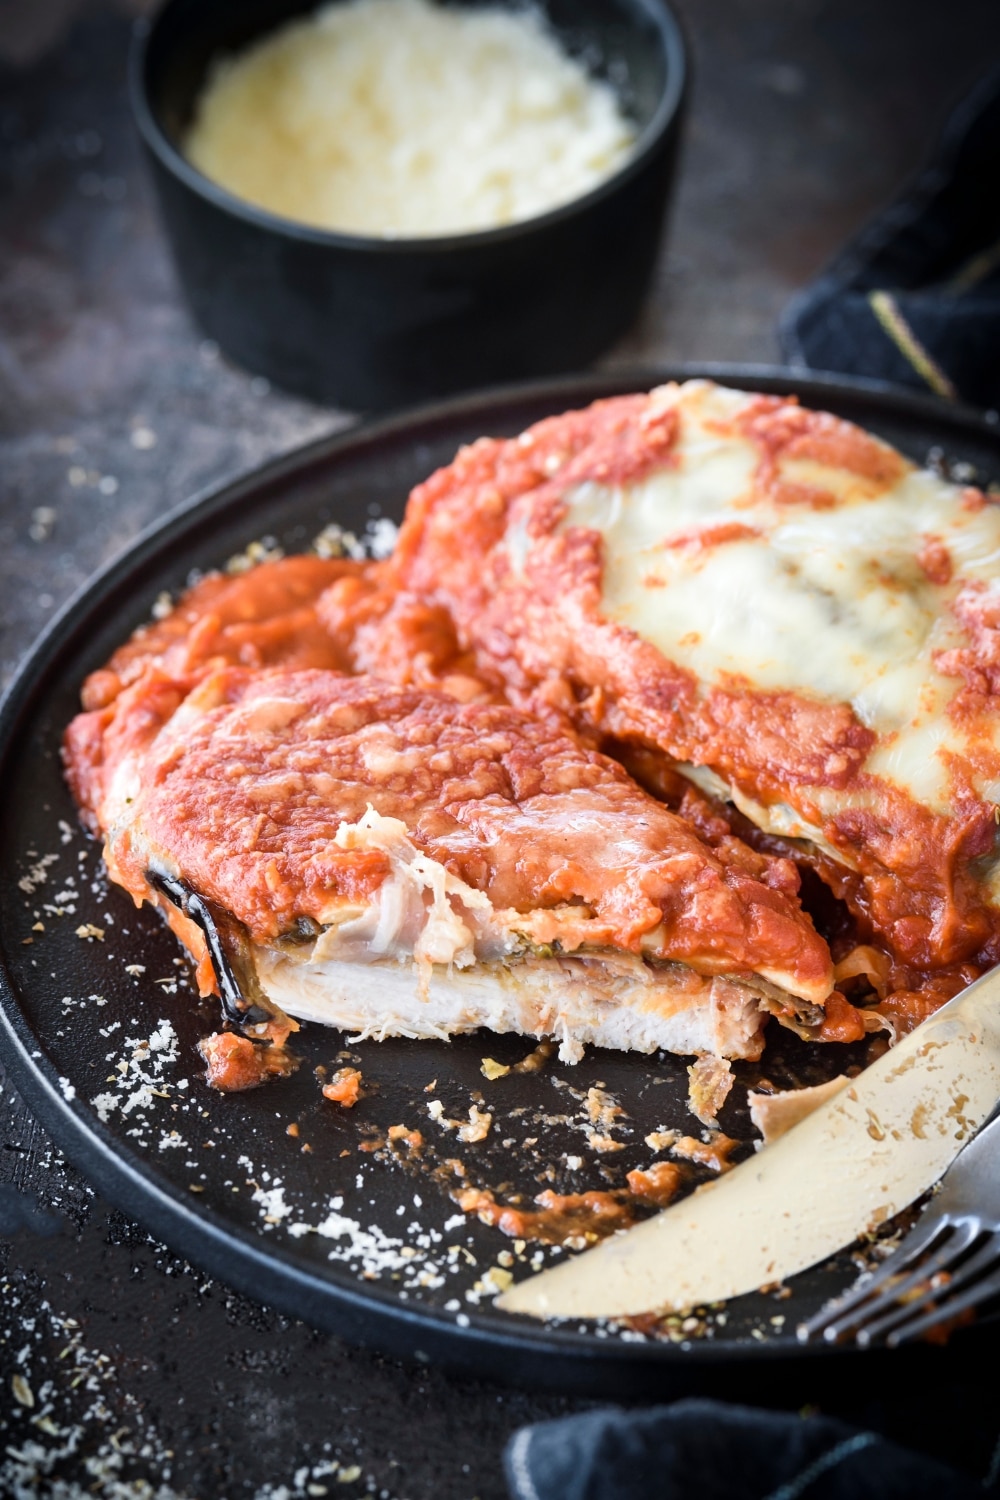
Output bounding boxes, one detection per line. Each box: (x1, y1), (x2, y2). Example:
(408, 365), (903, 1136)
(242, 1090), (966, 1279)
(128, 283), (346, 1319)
(561, 380), (1000, 814)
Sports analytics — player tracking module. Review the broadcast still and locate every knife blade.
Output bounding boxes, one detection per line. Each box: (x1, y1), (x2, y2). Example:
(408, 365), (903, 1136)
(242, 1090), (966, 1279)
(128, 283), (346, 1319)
(497, 966), (1000, 1321)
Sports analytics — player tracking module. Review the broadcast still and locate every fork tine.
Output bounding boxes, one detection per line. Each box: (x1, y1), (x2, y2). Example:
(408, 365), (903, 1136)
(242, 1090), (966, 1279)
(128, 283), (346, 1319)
(870, 1238), (1000, 1348)
(798, 1212), (955, 1343)
(882, 1256), (1000, 1347)
(844, 1221), (983, 1340)
(803, 1224), (977, 1344)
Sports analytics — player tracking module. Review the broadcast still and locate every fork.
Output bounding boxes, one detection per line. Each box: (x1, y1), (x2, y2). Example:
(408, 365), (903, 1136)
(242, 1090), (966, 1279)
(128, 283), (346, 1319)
(799, 1109), (1000, 1348)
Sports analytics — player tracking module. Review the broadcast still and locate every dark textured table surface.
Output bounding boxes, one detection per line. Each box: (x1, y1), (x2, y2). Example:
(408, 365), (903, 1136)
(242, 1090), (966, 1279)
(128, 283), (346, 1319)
(2, 2), (1000, 1495)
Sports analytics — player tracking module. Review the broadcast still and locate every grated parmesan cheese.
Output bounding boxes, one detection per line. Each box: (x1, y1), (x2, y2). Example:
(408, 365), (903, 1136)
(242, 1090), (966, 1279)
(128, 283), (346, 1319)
(185, 0), (636, 237)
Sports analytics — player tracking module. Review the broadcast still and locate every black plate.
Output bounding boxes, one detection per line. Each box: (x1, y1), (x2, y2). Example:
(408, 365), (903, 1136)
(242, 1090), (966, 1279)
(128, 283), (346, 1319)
(2, 365), (999, 1398)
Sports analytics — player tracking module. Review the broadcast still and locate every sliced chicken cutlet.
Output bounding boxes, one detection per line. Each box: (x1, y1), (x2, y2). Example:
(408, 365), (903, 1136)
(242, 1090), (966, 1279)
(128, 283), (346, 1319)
(65, 666), (834, 1068)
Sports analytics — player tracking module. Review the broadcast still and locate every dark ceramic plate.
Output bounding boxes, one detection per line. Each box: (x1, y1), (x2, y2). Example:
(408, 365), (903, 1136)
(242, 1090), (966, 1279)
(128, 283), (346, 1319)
(2, 367), (999, 1398)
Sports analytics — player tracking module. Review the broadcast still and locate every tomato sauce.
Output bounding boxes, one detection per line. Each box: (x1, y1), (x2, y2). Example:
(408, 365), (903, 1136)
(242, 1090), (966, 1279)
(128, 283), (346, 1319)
(455, 1163), (683, 1247)
(91, 666), (832, 1001)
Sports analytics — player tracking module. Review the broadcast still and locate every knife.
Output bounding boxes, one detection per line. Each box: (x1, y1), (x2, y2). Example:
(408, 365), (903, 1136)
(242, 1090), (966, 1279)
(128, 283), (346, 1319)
(497, 966), (1000, 1320)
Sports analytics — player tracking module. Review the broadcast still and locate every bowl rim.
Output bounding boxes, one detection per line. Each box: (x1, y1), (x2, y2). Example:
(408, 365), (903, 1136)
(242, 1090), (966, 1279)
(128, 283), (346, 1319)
(129, 0), (687, 255)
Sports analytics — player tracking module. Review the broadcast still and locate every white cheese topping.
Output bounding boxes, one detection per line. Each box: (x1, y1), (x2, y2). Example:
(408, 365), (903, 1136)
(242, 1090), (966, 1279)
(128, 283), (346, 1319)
(561, 380), (1000, 815)
(323, 805), (492, 974)
(185, 0), (636, 238)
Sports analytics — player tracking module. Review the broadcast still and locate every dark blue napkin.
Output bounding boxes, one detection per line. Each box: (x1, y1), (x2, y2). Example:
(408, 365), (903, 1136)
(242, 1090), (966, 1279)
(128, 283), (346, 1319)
(782, 66), (1000, 409)
(504, 1400), (996, 1500)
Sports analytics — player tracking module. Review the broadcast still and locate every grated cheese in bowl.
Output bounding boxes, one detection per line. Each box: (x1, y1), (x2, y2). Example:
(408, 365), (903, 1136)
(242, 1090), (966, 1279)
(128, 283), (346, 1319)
(184, 0), (637, 239)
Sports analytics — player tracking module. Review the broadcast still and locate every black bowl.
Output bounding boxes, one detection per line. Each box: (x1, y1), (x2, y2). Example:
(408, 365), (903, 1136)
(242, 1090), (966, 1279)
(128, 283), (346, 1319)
(129, 0), (687, 412)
